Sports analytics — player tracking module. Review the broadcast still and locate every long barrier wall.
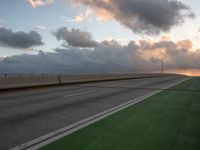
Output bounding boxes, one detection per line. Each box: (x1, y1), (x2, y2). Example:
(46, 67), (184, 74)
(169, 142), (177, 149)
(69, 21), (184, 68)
(0, 75), (60, 90)
(0, 73), (182, 90)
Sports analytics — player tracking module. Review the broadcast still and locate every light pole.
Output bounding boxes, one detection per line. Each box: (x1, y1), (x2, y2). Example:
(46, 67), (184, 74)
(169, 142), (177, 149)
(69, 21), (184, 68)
(161, 58), (164, 74)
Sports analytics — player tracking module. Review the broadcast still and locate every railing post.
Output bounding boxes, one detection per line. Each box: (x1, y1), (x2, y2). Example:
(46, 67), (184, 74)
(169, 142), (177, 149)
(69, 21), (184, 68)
(58, 74), (62, 85)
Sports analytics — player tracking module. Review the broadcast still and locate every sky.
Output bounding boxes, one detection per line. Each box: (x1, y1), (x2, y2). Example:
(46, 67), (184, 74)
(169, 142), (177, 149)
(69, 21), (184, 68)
(0, 0), (200, 76)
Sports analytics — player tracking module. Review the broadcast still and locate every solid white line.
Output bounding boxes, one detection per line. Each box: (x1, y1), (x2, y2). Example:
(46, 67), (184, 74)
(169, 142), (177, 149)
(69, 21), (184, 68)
(10, 77), (189, 150)
(63, 90), (96, 98)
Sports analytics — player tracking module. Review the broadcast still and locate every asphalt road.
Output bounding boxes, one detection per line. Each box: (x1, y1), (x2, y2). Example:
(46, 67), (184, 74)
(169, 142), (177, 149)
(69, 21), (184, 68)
(0, 76), (185, 150)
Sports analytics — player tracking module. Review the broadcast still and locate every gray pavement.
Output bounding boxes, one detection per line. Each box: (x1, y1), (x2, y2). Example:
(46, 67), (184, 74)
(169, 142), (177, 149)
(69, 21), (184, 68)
(0, 76), (185, 150)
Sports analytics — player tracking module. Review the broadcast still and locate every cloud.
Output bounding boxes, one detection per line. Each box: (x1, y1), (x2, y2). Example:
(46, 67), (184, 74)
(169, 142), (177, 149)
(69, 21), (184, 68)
(64, 9), (92, 23)
(135, 38), (200, 71)
(0, 19), (6, 28)
(0, 27), (43, 49)
(53, 27), (98, 47)
(0, 27), (199, 74)
(0, 34), (199, 74)
(0, 41), (144, 73)
(27, 0), (53, 8)
(73, 0), (194, 34)
(103, 37), (128, 45)
(35, 25), (46, 30)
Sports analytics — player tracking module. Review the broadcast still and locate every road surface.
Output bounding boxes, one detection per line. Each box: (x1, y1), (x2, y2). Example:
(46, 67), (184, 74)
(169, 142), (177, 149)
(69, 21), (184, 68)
(0, 76), (185, 150)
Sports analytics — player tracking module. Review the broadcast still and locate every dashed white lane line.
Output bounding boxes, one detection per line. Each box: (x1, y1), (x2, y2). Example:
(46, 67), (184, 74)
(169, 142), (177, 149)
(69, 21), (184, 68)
(63, 90), (96, 98)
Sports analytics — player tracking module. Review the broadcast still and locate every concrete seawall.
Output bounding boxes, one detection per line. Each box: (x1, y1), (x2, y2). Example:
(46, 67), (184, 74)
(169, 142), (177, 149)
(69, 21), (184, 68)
(0, 75), (59, 90)
(0, 73), (182, 90)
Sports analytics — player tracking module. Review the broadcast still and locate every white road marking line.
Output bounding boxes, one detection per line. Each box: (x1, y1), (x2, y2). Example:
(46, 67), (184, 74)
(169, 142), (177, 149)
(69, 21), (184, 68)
(10, 77), (189, 150)
(63, 90), (96, 98)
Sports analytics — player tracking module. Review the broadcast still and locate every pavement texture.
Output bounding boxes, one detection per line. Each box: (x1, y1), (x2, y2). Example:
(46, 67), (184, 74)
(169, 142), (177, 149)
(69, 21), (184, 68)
(40, 77), (200, 150)
(0, 76), (185, 150)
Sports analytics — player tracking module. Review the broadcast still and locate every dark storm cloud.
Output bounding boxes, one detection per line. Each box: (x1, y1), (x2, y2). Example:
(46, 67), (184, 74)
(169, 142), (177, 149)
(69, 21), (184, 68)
(0, 40), (149, 73)
(75, 0), (194, 34)
(53, 27), (98, 47)
(0, 27), (43, 49)
(0, 37), (199, 74)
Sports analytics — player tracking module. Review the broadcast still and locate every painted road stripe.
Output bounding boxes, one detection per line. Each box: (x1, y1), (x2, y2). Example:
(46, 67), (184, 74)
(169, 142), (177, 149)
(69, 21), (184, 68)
(63, 90), (96, 98)
(10, 78), (189, 150)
